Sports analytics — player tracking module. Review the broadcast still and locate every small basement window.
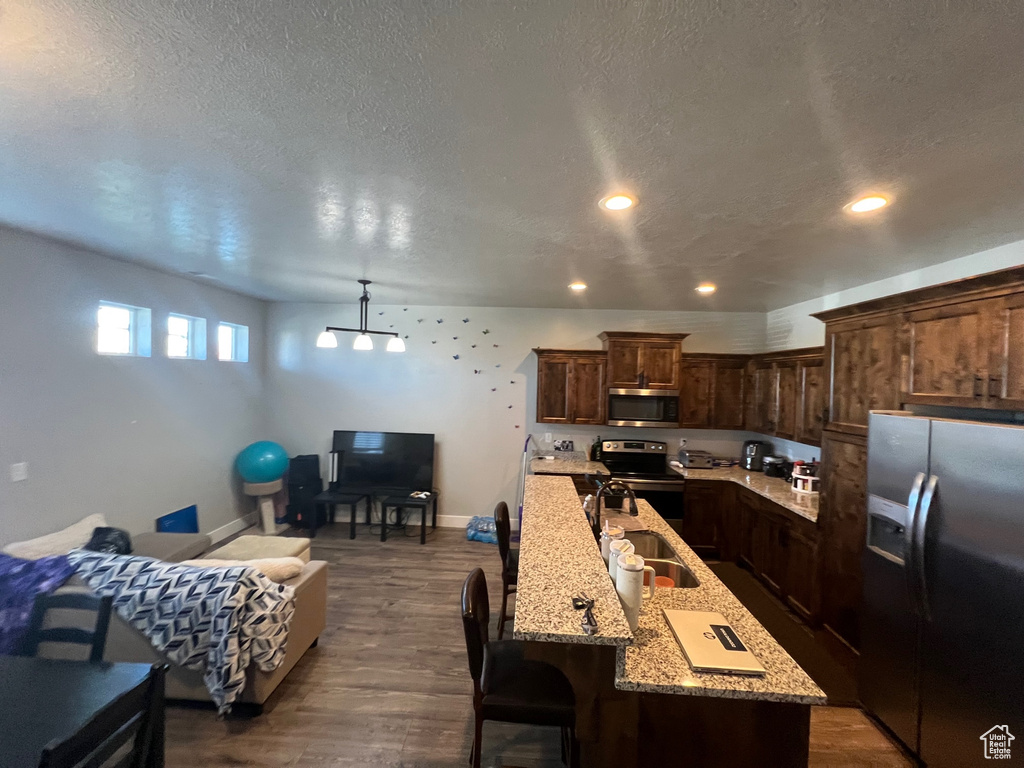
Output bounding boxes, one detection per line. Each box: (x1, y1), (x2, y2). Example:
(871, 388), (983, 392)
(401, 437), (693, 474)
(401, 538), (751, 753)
(167, 313), (207, 360)
(217, 322), (249, 362)
(97, 301), (151, 357)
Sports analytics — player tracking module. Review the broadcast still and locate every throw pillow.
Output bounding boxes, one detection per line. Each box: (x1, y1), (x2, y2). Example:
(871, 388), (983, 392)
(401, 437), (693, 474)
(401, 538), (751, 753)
(181, 556), (305, 583)
(2, 513), (108, 560)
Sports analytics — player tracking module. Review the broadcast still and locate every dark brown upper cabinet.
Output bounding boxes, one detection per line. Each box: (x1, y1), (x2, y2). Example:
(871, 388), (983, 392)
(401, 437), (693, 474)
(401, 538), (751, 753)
(600, 332), (688, 390)
(534, 350), (607, 425)
(820, 316), (900, 436)
(742, 348), (824, 445)
(990, 291), (1024, 409)
(795, 357), (825, 445)
(678, 354), (748, 429)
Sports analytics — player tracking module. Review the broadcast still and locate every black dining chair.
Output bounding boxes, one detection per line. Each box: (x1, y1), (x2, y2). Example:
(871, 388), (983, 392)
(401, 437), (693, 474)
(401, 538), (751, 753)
(493, 502), (519, 639)
(22, 592), (114, 663)
(461, 568), (579, 768)
(38, 663), (166, 768)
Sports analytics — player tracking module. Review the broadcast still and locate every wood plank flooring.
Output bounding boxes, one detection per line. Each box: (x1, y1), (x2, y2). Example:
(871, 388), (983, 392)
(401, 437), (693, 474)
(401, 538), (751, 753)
(164, 526), (912, 767)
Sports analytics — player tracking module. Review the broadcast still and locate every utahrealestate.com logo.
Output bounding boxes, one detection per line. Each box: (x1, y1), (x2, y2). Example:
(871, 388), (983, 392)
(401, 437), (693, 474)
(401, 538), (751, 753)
(980, 725), (1015, 760)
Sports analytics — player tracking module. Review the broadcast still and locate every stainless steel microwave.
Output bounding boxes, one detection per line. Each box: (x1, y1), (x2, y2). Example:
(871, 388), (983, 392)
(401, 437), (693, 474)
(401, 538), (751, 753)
(607, 389), (680, 428)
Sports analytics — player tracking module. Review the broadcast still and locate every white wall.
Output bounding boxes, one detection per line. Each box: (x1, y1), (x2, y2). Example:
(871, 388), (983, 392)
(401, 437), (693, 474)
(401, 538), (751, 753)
(766, 238), (1024, 351)
(0, 227), (267, 545)
(265, 305), (768, 527)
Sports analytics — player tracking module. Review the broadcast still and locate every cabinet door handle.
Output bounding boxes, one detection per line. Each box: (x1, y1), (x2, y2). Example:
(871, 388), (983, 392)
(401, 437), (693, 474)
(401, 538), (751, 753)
(974, 376), (985, 398)
(989, 376), (1003, 399)
(821, 407), (830, 424)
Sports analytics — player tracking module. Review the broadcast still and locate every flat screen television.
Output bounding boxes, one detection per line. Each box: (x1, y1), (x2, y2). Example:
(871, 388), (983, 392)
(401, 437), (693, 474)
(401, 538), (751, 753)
(331, 430), (435, 492)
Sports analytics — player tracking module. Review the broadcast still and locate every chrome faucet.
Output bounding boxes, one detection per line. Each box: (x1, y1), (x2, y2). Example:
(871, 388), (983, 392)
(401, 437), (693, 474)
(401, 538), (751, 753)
(592, 479), (638, 539)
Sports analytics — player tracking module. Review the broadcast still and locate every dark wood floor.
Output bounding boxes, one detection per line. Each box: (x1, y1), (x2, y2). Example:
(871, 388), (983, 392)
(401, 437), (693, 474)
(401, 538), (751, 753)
(164, 525), (912, 768)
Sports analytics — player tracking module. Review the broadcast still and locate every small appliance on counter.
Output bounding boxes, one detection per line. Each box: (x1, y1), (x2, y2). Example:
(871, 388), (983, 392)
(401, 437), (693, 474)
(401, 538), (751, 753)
(741, 440), (772, 471)
(762, 456), (791, 479)
(678, 449), (714, 469)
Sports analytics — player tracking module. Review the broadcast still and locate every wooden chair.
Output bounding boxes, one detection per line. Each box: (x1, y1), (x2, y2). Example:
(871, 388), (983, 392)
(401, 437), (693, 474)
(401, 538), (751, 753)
(22, 592), (114, 663)
(38, 663), (166, 768)
(493, 502), (518, 639)
(461, 568), (579, 768)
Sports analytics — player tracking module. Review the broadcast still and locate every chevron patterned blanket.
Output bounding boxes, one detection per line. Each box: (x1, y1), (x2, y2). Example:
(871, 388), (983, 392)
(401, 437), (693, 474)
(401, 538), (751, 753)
(68, 549), (296, 713)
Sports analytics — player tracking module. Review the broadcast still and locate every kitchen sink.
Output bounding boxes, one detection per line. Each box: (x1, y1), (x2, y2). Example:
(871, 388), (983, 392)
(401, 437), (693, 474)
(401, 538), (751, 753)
(626, 531), (679, 561)
(646, 558), (700, 588)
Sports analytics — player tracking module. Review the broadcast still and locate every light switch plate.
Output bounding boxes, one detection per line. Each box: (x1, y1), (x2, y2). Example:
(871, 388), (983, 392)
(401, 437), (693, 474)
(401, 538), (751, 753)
(544, 432), (552, 443)
(10, 462), (28, 482)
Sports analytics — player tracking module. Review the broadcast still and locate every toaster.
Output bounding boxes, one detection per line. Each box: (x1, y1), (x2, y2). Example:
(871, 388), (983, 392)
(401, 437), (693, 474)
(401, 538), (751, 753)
(679, 449), (714, 469)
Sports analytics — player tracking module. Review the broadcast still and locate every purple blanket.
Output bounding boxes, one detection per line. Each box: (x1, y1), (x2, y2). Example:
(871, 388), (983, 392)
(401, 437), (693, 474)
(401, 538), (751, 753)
(0, 553), (76, 654)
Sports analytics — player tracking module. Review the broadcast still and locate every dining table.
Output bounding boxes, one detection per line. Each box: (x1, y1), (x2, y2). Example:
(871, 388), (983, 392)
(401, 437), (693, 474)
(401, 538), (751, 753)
(0, 655), (161, 768)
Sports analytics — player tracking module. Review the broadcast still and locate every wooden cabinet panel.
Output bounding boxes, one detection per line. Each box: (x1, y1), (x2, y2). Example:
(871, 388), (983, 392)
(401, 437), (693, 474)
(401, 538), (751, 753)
(572, 357), (607, 424)
(678, 362), (713, 428)
(534, 350), (607, 425)
(786, 525), (820, 625)
(680, 480), (721, 557)
(606, 341), (643, 388)
(902, 300), (990, 407)
(536, 356), (571, 423)
(713, 361), (747, 430)
(987, 293), (1024, 409)
(819, 430), (868, 649)
(644, 343), (681, 389)
(748, 363), (777, 435)
(825, 318), (899, 436)
(758, 507), (787, 596)
(795, 360), (825, 446)
(774, 361), (798, 440)
(737, 490), (759, 571)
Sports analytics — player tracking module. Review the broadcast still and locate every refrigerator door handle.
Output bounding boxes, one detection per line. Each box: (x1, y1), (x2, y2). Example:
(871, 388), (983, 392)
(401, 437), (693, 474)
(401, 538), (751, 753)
(905, 472), (926, 603)
(914, 474), (939, 622)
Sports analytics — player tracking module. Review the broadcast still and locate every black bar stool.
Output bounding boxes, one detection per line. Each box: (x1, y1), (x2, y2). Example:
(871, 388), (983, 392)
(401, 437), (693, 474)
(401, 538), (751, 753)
(493, 501), (519, 639)
(380, 492), (438, 543)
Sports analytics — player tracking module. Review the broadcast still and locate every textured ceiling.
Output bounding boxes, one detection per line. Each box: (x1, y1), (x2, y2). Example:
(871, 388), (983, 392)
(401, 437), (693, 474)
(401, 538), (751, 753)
(2, 2), (1024, 311)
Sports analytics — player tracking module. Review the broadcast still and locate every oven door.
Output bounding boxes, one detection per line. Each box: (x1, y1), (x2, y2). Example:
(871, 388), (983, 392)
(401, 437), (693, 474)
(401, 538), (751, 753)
(618, 478), (686, 530)
(607, 389), (680, 428)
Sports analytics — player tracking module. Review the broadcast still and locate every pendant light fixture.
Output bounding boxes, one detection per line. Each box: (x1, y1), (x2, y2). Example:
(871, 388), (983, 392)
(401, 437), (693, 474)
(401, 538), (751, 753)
(316, 280), (406, 352)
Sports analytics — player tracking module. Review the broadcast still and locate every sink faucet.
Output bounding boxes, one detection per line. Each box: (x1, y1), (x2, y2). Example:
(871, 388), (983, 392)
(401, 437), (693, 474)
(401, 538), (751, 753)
(593, 479), (639, 539)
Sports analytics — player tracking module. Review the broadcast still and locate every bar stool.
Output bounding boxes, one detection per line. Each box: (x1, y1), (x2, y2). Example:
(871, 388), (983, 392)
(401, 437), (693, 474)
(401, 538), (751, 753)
(493, 501), (519, 639)
(461, 568), (579, 768)
(380, 492), (438, 543)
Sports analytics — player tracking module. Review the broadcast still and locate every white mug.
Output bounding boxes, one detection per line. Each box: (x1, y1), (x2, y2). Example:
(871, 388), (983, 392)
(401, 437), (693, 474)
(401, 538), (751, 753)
(615, 553), (656, 632)
(607, 539), (635, 584)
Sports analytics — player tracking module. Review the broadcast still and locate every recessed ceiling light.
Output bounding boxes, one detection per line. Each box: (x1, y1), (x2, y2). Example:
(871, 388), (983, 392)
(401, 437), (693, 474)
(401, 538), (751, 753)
(848, 195), (888, 213)
(569, 282), (587, 291)
(695, 283), (717, 295)
(600, 194), (635, 211)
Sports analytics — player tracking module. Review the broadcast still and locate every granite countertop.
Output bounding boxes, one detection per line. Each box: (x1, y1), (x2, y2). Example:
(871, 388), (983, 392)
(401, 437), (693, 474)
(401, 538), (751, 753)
(529, 451), (609, 476)
(669, 465), (819, 523)
(513, 474), (632, 646)
(614, 499), (827, 705)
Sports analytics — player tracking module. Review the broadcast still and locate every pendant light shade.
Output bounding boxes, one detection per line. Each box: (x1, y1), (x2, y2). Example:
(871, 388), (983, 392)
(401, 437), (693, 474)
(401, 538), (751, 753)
(317, 280), (405, 353)
(316, 330), (339, 348)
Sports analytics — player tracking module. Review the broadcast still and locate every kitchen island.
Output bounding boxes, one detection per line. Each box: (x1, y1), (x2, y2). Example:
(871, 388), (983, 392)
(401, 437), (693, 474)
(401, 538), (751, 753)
(516, 474), (825, 767)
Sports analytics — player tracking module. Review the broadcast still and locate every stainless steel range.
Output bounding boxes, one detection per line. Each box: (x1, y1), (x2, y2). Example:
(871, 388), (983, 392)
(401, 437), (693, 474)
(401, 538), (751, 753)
(601, 440), (686, 530)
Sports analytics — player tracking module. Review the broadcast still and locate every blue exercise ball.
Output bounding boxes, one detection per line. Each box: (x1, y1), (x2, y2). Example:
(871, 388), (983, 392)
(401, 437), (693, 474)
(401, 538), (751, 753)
(236, 441), (289, 484)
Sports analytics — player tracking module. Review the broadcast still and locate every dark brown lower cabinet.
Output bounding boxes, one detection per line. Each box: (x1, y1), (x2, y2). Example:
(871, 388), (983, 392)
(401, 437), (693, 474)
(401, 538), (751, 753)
(784, 518), (820, 624)
(680, 480), (723, 557)
(736, 489), (759, 572)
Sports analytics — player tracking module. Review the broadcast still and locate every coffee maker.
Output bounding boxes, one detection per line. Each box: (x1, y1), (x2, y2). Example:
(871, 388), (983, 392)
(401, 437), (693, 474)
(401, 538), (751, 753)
(741, 440), (772, 471)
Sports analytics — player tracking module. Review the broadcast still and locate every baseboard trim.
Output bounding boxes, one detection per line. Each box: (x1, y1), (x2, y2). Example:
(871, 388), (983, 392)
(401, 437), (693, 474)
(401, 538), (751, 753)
(207, 512), (258, 544)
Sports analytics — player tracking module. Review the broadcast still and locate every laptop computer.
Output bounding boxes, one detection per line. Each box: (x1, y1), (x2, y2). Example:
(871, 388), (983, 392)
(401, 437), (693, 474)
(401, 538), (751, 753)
(663, 609), (767, 676)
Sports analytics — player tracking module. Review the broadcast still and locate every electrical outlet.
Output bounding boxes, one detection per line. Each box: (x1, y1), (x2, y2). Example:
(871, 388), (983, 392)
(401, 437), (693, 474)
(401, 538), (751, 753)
(678, 438), (687, 449)
(544, 432), (552, 443)
(10, 462), (28, 482)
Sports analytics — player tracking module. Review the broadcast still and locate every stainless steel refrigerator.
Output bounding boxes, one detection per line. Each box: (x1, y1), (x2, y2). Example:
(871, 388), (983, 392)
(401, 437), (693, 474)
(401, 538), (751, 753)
(861, 411), (1024, 766)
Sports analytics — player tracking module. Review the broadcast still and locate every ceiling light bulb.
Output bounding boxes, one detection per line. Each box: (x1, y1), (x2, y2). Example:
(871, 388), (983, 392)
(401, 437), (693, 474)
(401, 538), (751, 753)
(695, 283), (717, 295)
(849, 195), (888, 213)
(569, 282), (587, 291)
(386, 336), (406, 352)
(353, 333), (373, 351)
(600, 194), (634, 211)
(316, 330), (338, 348)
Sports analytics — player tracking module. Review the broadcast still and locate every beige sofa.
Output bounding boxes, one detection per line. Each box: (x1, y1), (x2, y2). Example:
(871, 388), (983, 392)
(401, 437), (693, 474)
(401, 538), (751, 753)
(97, 532), (327, 712)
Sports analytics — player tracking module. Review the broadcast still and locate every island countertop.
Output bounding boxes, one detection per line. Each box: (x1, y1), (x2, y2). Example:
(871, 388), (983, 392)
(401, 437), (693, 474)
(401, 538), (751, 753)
(513, 474), (632, 646)
(529, 452), (609, 476)
(614, 498), (827, 705)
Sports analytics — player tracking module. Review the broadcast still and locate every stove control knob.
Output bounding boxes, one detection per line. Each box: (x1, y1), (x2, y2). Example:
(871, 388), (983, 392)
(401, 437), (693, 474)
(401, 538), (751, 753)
(612, 443), (619, 449)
